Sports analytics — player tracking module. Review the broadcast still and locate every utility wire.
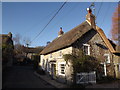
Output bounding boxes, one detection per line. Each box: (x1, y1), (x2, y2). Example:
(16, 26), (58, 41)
(96, 1), (103, 18)
(100, 3), (111, 27)
(49, 3), (80, 31)
(30, 1), (68, 44)
(24, 8), (58, 35)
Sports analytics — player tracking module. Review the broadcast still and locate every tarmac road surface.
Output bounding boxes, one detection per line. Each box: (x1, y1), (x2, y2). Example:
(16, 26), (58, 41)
(2, 65), (55, 89)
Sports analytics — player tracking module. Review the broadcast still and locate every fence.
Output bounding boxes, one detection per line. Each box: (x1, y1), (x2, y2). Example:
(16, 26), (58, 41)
(76, 71), (96, 84)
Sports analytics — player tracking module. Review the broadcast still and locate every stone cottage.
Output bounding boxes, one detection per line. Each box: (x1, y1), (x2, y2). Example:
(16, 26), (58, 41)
(1, 32), (14, 70)
(39, 8), (120, 84)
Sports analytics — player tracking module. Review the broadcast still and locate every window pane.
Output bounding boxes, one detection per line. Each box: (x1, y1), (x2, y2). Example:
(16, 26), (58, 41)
(104, 55), (110, 63)
(60, 64), (65, 75)
(84, 46), (88, 55)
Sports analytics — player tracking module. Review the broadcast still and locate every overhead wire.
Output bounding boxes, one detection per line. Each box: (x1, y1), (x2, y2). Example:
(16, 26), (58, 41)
(30, 0), (68, 44)
(49, 3), (80, 31)
(50, 1), (97, 34)
(24, 8), (58, 36)
(100, 3), (111, 27)
(96, 1), (103, 19)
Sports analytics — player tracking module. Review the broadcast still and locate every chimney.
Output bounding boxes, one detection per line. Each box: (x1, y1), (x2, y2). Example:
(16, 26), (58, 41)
(86, 8), (96, 29)
(58, 27), (64, 37)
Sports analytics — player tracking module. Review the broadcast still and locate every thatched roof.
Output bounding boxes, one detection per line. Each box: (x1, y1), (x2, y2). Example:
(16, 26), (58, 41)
(22, 46), (44, 54)
(41, 21), (92, 55)
(40, 21), (116, 55)
(108, 39), (116, 50)
(96, 26), (116, 53)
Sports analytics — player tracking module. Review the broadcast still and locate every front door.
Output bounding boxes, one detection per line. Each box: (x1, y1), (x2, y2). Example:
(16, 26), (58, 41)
(51, 64), (56, 79)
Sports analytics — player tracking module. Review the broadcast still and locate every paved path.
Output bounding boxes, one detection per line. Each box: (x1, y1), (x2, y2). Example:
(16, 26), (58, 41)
(2, 65), (55, 88)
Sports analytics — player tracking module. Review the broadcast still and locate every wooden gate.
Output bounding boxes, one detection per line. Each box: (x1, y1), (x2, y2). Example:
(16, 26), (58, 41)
(76, 71), (96, 84)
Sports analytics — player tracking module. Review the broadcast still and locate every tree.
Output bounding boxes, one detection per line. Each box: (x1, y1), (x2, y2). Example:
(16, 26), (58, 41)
(111, 4), (120, 45)
(13, 34), (23, 55)
(13, 34), (21, 45)
(13, 34), (31, 55)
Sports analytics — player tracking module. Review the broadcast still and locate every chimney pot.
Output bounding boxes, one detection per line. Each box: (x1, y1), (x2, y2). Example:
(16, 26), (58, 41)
(86, 7), (96, 29)
(58, 27), (64, 37)
(87, 8), (92, 13)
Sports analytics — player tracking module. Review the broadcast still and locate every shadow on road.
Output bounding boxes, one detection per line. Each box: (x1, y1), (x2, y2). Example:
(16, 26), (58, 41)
(2, 64), (55, 89)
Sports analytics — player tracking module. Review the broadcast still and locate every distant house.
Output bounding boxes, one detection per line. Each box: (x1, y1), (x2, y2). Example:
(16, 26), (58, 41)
(39, 8), (120, 85)
(22, 46), (44, 60)
(1, 32), (14, 70)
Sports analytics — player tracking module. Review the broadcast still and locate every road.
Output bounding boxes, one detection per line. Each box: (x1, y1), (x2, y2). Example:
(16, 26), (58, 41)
(2, 65), (55, 89)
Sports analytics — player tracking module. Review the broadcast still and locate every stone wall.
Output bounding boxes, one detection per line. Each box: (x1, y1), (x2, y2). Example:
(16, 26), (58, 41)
(39, 47), (73, 85)
(114, 54), (120, 79)
(72, 30), (115, 78)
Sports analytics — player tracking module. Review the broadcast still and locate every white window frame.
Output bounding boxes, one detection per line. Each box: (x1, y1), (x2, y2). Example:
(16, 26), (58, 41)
(83, 44), (90, 55)
(104, 54), (110, 64)
(58, 62), (66, 76)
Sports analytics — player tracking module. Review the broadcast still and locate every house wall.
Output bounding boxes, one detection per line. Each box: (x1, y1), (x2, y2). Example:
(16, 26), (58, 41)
(39, 46), (73, 85)
(72, 30), (115, 78)
(27, 53), (33, 59)
(113, 54), (120, 79)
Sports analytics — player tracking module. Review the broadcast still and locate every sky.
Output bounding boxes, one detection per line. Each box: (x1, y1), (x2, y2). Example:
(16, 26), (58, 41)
(2, 1), (119, 47)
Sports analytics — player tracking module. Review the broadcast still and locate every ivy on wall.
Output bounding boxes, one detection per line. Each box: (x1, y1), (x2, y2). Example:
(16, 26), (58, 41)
(63, 49), (101, 84)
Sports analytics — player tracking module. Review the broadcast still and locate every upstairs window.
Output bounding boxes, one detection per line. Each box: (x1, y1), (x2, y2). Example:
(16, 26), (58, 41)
(83, 44), (90, 55)
(104, 54), (110, 64)
(59, 51), (62, 57)
(50, 53), (52, 58)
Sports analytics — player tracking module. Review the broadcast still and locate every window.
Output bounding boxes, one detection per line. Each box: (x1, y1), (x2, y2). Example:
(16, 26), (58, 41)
(118, 64), (120, 72)
(59, 51), (62, 57)
(50, 53), (52, 58)
(60, 64), (65, 74)
(104, 54), (110, 64)
(58, 62), (66, 75)
(83, 44), (90, 55)
(46, 59), (49, 71)
(42, 59), (45, 69)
